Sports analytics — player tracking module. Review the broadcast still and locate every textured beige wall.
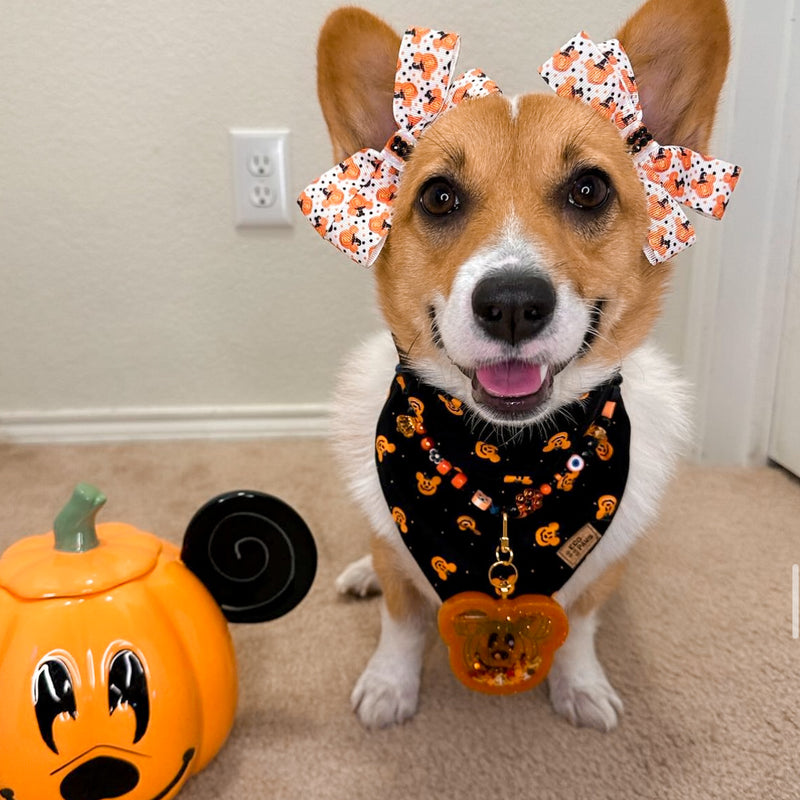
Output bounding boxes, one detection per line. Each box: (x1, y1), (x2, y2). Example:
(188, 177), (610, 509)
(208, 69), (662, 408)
(1, 0), (690, 417)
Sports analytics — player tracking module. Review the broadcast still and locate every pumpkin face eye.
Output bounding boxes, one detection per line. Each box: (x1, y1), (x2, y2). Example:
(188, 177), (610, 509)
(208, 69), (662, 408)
(33, 658), (77, 754)
(108, 650), (150, 744)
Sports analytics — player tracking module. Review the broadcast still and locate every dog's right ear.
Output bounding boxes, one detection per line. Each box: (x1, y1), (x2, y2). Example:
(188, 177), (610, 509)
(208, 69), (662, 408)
(317, 7), (401, 162)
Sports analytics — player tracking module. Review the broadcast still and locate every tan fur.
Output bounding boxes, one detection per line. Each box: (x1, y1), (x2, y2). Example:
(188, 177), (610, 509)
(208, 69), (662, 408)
(316, 0), (729, 683)
(371, 536), (431, 622)
(570, 559), (628, 617)
(618, 0), (730, 153)
(317, 8), (400, 162)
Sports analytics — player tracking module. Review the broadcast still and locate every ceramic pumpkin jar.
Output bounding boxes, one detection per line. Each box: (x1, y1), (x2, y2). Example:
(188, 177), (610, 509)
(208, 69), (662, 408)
(0, 483), (316, 800)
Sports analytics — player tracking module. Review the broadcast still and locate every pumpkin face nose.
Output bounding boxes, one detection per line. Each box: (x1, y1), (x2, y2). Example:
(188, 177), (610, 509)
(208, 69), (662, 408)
(59, 756), (139, 800)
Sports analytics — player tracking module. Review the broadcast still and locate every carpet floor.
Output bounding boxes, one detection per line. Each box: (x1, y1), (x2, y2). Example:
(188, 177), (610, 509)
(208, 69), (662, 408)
(0, 439), (798, 800)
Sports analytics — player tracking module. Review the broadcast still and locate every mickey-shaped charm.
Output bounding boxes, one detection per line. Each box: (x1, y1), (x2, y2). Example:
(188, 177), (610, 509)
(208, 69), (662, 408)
(0, 484), (316, 800)
(438, 591), (569, 695)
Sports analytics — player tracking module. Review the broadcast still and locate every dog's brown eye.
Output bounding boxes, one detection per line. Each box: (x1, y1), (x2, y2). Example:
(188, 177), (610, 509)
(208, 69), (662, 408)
(419, 178), (460, 216)
(569, 171), (610, 210)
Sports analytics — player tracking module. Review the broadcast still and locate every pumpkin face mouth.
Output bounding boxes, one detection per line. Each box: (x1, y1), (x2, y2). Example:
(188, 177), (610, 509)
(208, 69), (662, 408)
(0, 746), (197, 800)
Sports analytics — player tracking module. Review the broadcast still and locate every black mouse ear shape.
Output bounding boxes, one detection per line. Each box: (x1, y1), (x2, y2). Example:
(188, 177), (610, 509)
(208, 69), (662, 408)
(182, 490), (317, 623)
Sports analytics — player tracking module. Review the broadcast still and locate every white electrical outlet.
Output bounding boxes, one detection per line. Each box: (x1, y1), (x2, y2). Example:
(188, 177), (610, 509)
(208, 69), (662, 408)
(230, 129), (292, 227)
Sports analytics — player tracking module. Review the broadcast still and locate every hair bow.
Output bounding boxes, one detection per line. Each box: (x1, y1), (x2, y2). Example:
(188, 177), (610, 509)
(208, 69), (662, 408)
(539, 32), (741, 264)
(298, 27), (501, 267)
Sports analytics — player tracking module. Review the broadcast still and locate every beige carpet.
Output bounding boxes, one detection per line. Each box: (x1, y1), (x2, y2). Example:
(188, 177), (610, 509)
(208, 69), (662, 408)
(1, 439), (798, 800)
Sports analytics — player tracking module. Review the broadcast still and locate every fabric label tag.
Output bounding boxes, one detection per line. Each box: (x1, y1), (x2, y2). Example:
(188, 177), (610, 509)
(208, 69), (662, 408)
(557, 523), (601, 568)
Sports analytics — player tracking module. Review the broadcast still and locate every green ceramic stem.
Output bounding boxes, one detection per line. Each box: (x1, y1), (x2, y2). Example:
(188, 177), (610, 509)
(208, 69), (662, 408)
(54, 483), (106, 553)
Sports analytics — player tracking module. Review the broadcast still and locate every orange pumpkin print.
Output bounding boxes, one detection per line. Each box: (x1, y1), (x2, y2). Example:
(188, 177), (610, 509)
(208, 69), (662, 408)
(596, 440), (614, 461)
(409, 27), (431, 44)
(556, 75), (579, 99)
(322, 185), (345, 207)
(475, 441), (501, 463)
(375, 435), (396, 462)
(408, 396), (425, 418)
(438, 394), (464, 416)
(691, 171), (716, 199)
(413, 52), (438, 80)
(724, 166), (741, 190)
(552, 46), (578, 71)
(664, 172), (685, 198)
(416, 472), (442, 496)
(650, 148), (673, 172)
(590, 95), (617, 120)
(392, 507), (409, 533)
(647, 226), (670, 258)
(347, 190), (373, 217)
(535, 522), (561, 547)
(431, 556), (456, 581)
(369, 212), (391, 236)
(338, 226), (362, 253)
(394, 81), (418, 107)
(555, 471), (580, 492)
(338, 160), (360, 181)
(595, 495), (618, 520)
(675, 219), (694, 243)
(456, 516), (481, 536)
(648, 195), (671, 221)
(620, 67), (636, 94)
(298, 191), (312, 216)
(543, 432), (571, 452)
(434, 32), (458, 50)
(376, 184), (398, 204)
(585, 57), (613, 84)
(451, 81), (474, 104)
(423, 87), (444, 115)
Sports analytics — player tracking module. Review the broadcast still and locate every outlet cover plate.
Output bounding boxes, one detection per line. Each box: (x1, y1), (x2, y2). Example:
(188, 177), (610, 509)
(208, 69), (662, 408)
(230, 128), (292, 227)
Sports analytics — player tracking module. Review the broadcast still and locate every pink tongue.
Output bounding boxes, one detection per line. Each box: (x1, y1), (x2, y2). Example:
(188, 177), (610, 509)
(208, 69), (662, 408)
(475, 361), (544, 398)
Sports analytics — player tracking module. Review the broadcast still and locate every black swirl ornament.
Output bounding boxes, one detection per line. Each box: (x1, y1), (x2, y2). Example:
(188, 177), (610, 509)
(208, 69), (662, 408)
(182, 491), (316, 623)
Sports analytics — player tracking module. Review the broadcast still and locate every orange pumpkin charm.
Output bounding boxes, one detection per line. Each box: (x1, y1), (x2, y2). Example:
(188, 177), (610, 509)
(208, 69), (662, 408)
(0, 484), (316, 800)
(438, 592), (569, 695)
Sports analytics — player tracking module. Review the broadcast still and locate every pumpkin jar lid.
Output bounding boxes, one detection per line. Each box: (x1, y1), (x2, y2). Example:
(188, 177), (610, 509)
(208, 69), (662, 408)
(0, 484), (163, 600)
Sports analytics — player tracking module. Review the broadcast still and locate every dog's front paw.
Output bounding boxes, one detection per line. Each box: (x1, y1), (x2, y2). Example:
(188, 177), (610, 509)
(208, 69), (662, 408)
(351, 660), (420, 728)
(336, 554), (381, 598)
(548, 668), (623, 732)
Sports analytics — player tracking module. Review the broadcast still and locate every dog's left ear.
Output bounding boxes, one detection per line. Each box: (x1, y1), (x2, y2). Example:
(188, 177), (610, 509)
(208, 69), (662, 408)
(616, 0), (730, 153)
(316, 8), (401, 163)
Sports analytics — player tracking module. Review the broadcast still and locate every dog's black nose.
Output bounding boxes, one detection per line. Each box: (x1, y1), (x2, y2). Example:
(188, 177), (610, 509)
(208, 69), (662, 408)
(60, 756), (139, 800)
(472, 272), (556, 345)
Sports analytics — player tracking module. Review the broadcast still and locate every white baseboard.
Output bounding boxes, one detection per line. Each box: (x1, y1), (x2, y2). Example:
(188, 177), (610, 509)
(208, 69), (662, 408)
(0, 404), (331, 444)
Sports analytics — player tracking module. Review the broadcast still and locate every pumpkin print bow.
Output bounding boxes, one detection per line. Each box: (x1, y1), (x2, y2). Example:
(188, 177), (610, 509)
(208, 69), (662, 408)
(539, 32), (741, 264)
(298, 27), (501, 267)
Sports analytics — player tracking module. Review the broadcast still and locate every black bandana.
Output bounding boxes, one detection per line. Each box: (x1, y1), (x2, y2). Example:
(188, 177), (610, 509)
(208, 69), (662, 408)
(375, 368), (631, 601)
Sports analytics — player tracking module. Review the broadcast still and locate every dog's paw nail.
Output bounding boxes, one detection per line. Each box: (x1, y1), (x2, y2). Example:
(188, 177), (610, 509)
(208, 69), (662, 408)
(550, 678), (623, 732)
(351, 667), (419, 728)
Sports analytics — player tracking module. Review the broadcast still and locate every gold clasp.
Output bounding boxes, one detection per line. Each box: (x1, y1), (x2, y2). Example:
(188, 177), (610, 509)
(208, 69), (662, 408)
(488, 512), (518, 597)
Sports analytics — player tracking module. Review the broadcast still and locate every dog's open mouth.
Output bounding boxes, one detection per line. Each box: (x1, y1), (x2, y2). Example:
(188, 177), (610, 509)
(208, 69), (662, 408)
(470, 360), (554, 415)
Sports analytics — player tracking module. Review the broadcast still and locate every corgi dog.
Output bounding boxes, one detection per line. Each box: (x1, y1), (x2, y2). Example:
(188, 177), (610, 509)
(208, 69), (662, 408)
(310, 0), (733, 729)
